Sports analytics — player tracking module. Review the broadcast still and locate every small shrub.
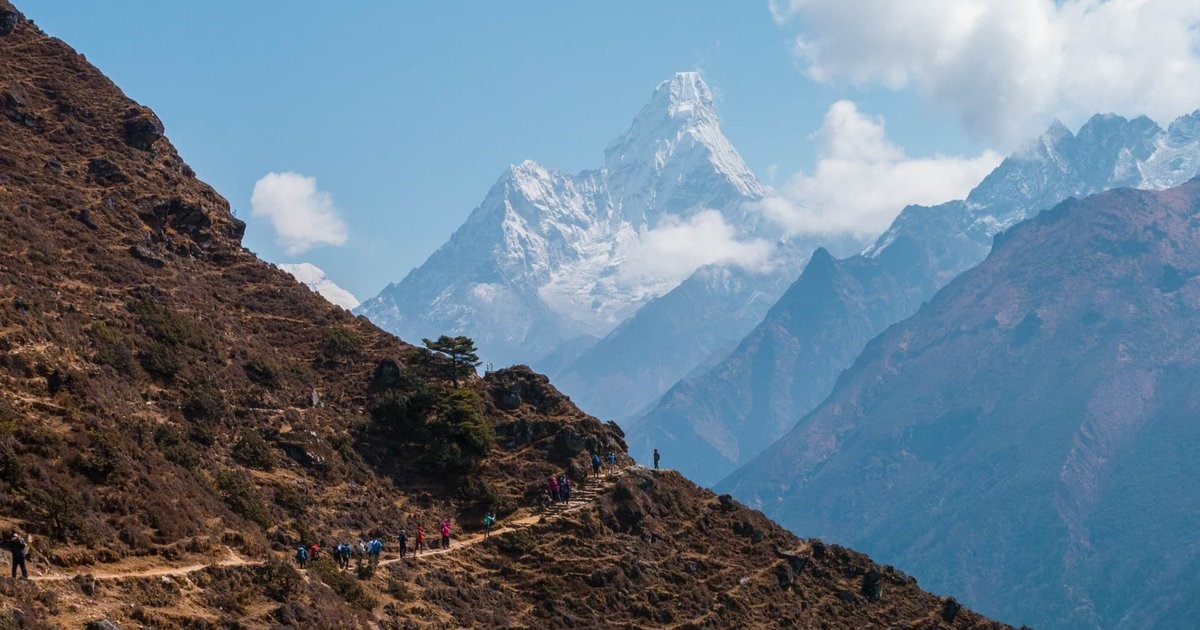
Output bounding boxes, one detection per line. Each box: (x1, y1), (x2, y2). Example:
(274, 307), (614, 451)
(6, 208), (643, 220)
(244, 356), (279, 388)
(90, 322), (137, 376)
(491, 529), (535, 556)
(310, 557), (376, 610)
(71, 431), (126, 483)
(272, 483), (307, 517)
(139, 341), (181, 379)
(436, 386), (492, 453)
(153, 424), (200, 468)
(128, 299), (206, 349)
(387, 578), (415, 602)
(259, 557), (301, 602)
(321, 325), (363, 361)
(0, 442), (23, 484)
(232, 431), (277, 471)
(457, 477), (500, 511)
(214, 469), (271, 528)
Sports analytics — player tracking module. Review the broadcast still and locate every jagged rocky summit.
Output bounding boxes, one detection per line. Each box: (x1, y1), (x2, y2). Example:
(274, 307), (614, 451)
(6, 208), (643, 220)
(631, 110), (1200, 485)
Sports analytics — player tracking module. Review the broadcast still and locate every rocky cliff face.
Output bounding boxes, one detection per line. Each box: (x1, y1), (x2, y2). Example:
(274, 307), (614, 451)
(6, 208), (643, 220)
(0, 4), (1007, 628)
(632, 112), (1200, 485)
(723, 180), (1200, 630)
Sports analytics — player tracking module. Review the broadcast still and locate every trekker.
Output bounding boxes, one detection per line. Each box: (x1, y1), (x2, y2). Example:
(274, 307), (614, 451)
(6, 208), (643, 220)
(440, 519), (451, 550)
(8, 532), (27, 579)
(340, 542), (352, 569)
(549, 476), (560, 504)
(653, 448), (660, 470)
(369, 539), (383, 562)
(591, 452), (602, 476)
(397, 529), (408, 559)
(296, 545), (309, 569)
(309, 542), (320, 561)
(561, 475), (572, 504)
(483, 511), (495, 538)
(332, 543), (343, 569)
(414, 526), (425, 556)
(607, 451), (616, 469)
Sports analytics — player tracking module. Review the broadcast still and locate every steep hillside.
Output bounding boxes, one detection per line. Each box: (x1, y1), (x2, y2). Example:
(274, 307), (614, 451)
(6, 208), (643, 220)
(724, 180), (1200, 629)
(0, 4), (1007, 628)
(633, 113), (1200, 485)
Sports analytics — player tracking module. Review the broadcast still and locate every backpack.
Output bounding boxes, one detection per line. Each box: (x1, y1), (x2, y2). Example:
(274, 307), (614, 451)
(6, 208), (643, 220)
(296, 547), (308, 562)
(483, 514), (494, 527)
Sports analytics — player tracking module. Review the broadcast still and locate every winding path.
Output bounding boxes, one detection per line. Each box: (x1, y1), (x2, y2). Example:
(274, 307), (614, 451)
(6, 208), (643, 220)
(28, 469), (629, 583)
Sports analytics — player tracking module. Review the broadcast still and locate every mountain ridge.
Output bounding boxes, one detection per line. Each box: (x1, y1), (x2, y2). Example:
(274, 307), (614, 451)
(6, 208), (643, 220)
(721, 178), (1200, 629)
(632, 110), (1200, 485)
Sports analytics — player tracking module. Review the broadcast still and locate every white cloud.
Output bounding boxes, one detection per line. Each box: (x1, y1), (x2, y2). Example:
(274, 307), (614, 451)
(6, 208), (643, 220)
(278, 262), (360, 310)
(616, 210), (775, 287)
(768, 0), (1200, 144)
(757, 101), (1001, 237)
(251, 172), (348, 255)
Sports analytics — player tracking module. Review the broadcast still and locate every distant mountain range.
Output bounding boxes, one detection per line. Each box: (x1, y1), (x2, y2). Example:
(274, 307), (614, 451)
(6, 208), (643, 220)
(722, 178), (1200, 630)
(629, 111), (1200, 485)
(357, 72), (851, 418)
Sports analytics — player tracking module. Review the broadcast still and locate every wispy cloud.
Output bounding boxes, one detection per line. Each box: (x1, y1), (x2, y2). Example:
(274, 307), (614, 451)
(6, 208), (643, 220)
(617, 210), (775, 287)
(768, 0), (1200, 144)
(756, 101), (1001, 237)
(251, 172), (348, 255)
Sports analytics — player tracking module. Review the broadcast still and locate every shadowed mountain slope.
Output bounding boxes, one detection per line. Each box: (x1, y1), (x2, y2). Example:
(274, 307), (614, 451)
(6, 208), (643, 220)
(724, 180), (1200, 630)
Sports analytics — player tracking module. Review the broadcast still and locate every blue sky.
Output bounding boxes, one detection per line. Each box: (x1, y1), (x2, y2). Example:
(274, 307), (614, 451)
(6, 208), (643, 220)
(20, 1), (1200, 301)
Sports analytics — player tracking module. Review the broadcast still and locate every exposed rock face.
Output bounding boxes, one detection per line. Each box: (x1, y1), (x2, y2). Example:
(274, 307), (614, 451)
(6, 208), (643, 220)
(633, 112), (1200, 485)
(724, 180), (1200, 630)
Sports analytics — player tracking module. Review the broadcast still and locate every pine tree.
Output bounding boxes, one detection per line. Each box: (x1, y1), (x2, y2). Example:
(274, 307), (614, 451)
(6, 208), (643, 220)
(421, 335), (481, 385)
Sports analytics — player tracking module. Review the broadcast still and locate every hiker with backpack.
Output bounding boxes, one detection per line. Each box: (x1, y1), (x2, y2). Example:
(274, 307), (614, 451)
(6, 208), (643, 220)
(483, 511), (496, 538)
(8, 532), (27, 579)
(560, 475), (572, 504)
(549, 475), (560, 504)
(591, 452), (602, 477)
(295, 545), (309, 569)
(440, 519), (452, 550)
(309, 542), (320, 561)
(397, 529), (408, 559)
(607, 451), (616, 470)
(332, 543), (343, 569)
(369, 539), (383, 562)
(653, 448), (660, 470)
(414, 525), (425, 556)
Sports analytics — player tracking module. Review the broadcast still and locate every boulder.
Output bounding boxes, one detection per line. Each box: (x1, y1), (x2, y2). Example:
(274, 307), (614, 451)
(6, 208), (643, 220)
(87, 157), (128, 186)
(941, 597), (961, 622)
(0, 4), (20, 36)
(121, 107), (164, 150)
(85, 620), (122, 630)
(371, 359), (402, 389)
(718, 494), (738, 512)
(129, 244), (165, 269)
(497, 389), (522, 411)
(861, 568), (883, 602)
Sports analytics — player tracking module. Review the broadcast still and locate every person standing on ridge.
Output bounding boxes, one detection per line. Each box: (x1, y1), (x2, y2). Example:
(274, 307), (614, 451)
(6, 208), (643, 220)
(607, 451), (616, 470)
(653, 448), (660, 470)
(440, 519), (452, 550)
(397, 528), (408, 560)
(8, 532), (27, 579)
(483, 511), (495, 538)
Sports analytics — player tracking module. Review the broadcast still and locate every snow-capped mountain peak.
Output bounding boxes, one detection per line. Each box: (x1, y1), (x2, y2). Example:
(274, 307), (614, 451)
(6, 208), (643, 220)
(357, 72), (775, 366)
(279, 263), (359, 310)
